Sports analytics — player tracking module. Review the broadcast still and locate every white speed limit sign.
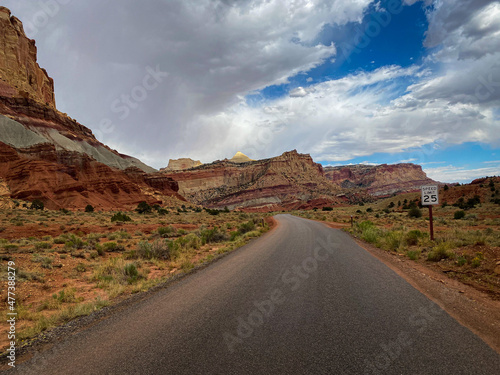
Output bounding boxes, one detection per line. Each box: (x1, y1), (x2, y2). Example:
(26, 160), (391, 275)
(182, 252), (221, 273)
(421, 185), (439, 205)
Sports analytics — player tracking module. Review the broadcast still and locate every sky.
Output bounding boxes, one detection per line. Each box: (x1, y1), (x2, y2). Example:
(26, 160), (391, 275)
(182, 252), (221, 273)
(2, 0), (500, 183)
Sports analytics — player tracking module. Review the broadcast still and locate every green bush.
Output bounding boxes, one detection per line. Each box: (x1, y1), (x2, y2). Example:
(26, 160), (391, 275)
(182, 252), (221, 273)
(123, 263), (140, 283)
(427, 243), (453, 262)
(322, 207), (333, 211)
(136, 201), (152, 214)
(381, 231), (404, 251)
(200, 227), (228, 244)
(30, 199), (45, 210)
(85, 204), (94, 213)
(238, 221), (255, 234)
(454, 210), (466, 220)
(408, 207), (422, 218)
(405, 230), (424, 246)
(157, 226), (176, 238)
(102, 242), (121, 252)
(111, 212), (132, 222)
(406, 250), (420, 260)
(457, 256), (467, 266)
(205, 208), (221, 215)
(75, 263), (87, 272)
(34, 242), (52, 250)
(136, 240), (172, 260)
(355, 221), (381, 244)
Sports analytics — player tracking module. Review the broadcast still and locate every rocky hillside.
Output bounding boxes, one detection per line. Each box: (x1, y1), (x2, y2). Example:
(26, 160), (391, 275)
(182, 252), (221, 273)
(0, 7), (182, 210)
(324, 163), (438, 197)
(161, 150), (346, 210)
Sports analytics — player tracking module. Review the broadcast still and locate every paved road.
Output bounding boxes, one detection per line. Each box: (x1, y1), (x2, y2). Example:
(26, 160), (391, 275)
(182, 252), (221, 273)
(10, 214), (500, 374)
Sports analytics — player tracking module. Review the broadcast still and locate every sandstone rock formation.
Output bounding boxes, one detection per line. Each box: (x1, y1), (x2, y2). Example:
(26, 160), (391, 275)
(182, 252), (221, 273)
(230, 151), (254, 163)
(161, 150), (345, 210)
(0, 7), (55, 107)
(324, 163), (438, 197)
(0, 7), (183, 210)
(162, 158), (202, 171)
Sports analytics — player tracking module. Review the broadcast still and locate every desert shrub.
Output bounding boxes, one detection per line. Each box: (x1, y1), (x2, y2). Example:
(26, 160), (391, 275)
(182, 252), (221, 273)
(200, 227), (228, 244)
(205, 208), (220, 215)
(230, 231), (241, 241)
(136, 201), (152, 214)
(322, 207), (333, 211)
(75, 263), (87, 272)
(64, 234), (86, 250)
(53, 288), (78, 303)
(31, 254), (53, 269)
(34, 242), (52, 250)
(406, 250), (420, 260)
(408, 207), (422, 218)
(157, 226), (176, 238)
(427, 243), (454, 262)
(157, 208), (169, 215)
(111, 212), (132, 222)
(405, 230), (425, 246)
(30, 199), (44, 210)
(174, 233), (201, 251)
(380, 231), (404, 252)
(136, 240), (172, 260)
(238, 220), (255, 234)
(102, 242), (123, 252)
(85, 204), (94, 213)
(366, 208), (373, 213)
(454, 210), (466, 220)
(123, 263), (141, 283)
(456, 256), (467, 266)
(355, 221), (381, 244)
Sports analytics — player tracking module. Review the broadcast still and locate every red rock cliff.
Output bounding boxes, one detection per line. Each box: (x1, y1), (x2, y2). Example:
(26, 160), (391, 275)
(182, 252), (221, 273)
(0, 7), (55, 107)
(324, 163), (438, 197)
(161, 150), (343, 210)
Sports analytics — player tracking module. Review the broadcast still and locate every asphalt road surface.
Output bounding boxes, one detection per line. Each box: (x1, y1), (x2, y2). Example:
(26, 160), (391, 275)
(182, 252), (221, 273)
(9, 214), (500, 374)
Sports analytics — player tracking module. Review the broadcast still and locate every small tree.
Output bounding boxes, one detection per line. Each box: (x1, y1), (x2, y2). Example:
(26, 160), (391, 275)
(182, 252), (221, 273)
(85, 204), (94, 213)
(444, 184), (449, 191)
(454, 210), (465, 220)
(30, 199), (44, 210)
(136, 201), (152, 214)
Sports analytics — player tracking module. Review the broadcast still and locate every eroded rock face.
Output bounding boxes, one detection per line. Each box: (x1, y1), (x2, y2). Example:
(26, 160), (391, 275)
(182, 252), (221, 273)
(0, 141), (182, 210)
(0, 7), (55, 107)
(0, 7), (184, 209)
(324, 163), (438, 197)
(161, 150), (344, 210)
(162, 158), (203, 171)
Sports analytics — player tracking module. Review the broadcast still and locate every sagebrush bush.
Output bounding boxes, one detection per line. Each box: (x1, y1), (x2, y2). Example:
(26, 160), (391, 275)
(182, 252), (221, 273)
(428, 243), (454, 262)
(408, 207), (422, 218)
(137, 240), (172, 260)
(405, 230), (425, 246)
(200, 227), (228, 244)
(110, 212), (132, 222)
(157, 226), (176, 238)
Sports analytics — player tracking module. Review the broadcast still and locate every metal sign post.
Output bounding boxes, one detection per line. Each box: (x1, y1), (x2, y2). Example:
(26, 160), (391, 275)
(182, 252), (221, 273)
(421, 185), (439, 241)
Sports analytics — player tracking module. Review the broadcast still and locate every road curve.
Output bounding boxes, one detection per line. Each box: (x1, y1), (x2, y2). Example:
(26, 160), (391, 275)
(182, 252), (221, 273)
(9, 214), (500, 374)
